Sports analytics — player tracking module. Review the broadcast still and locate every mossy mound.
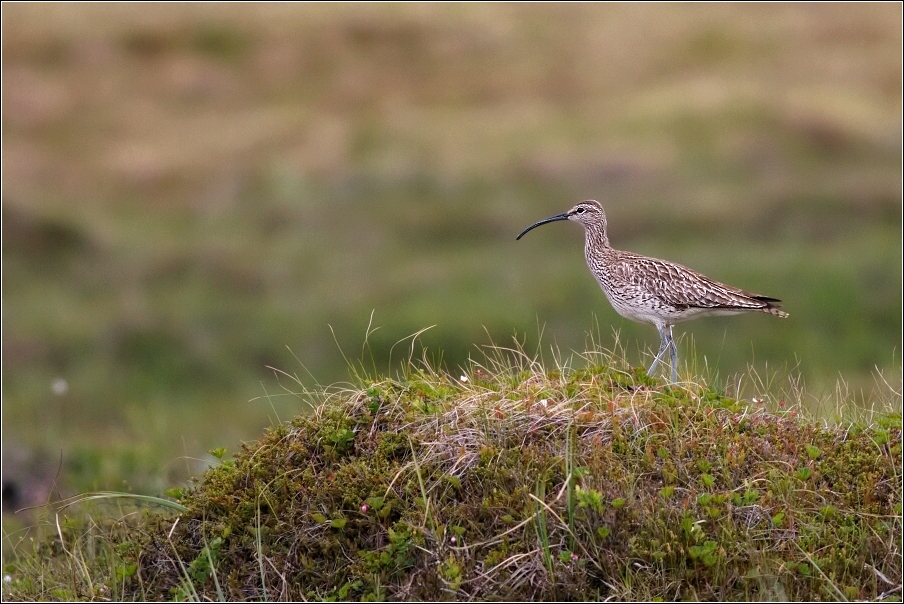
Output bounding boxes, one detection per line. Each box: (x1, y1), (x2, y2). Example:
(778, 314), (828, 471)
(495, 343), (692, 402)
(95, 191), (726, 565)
(123, 364), (901, 601)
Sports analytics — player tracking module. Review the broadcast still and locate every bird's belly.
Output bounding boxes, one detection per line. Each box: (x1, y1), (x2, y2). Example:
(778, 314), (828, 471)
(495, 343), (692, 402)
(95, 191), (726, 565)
(609, 300), (675, 325)
(602, 288), (671, 325)
(603, 288), (751, 325)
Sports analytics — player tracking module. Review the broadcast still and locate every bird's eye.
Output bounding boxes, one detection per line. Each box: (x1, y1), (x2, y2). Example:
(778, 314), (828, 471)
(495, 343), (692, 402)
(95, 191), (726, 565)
(575, 207), (586, 214)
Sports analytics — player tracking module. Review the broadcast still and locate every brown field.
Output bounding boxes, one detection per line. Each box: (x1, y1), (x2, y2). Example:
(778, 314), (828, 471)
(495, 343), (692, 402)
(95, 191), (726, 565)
(2, 3), (901, 507)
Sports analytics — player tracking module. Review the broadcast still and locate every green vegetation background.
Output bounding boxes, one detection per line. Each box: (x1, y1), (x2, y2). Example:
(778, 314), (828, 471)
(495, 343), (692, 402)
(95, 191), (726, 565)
(2, 5), (901, 507)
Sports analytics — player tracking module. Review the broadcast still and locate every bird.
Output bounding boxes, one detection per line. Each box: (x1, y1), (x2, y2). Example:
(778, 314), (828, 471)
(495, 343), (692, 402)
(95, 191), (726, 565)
(517, 200), (788, 383)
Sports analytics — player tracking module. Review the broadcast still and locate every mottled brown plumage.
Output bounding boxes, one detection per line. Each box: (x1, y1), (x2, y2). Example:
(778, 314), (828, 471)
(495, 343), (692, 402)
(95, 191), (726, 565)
(517, 200), (788, 382)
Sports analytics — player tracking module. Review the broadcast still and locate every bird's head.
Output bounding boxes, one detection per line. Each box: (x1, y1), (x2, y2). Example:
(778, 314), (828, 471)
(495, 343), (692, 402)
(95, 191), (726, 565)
(516, 200), (607, 240)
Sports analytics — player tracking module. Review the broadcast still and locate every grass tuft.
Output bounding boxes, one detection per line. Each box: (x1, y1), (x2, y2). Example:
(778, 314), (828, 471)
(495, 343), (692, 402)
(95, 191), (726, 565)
(4, 342), (901, 601)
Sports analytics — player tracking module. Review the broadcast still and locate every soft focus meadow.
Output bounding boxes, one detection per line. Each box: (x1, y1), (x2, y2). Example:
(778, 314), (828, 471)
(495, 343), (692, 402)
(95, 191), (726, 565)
(2, 4), (901, 515)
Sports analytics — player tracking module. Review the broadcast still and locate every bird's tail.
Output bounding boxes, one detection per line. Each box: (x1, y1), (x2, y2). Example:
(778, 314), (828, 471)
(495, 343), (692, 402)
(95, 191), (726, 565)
(754, 296), (789, 318)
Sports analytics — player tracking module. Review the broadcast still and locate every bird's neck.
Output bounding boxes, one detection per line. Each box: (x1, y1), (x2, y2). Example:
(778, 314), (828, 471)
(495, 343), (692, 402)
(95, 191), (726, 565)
(583, 223), (611, 251)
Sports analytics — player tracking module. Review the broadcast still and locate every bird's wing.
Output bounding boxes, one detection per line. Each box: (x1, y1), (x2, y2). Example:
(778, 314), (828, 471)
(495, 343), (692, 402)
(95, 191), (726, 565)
(613, 254), (770, 310)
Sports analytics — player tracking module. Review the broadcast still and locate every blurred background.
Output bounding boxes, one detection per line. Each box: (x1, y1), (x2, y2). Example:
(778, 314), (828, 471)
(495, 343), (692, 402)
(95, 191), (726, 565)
(2, 4), (901, 511)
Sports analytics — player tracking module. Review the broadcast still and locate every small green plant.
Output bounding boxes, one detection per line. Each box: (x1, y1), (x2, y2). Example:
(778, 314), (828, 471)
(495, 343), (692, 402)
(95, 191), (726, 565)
(208, 448), (227, 461)
(575, 485), (605, 513)
(533, 480), (555, 578)
(361, 526), (415, 576)
(326, 426), (356, 454)
(172, 535), (225, 601)
(731, 487), (759, 506)
(794, 467), (813, 481)
(687, 540), (721, 567)
(439, 555), (463, 591)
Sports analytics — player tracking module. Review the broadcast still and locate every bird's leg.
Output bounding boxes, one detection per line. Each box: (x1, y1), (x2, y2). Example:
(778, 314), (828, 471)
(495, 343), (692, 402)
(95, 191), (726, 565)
(647, 324), (671, 378)
(666, 325), (678, 383)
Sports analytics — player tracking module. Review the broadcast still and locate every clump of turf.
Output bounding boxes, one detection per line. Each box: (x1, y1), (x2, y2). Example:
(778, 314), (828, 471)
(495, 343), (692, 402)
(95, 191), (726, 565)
(125, 352), (901, 601)
(7, 349), (902, 601)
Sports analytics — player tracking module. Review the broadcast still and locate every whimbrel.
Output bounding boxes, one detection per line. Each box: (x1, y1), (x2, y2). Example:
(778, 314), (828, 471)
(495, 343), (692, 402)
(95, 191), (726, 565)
(517, 200), (787, 382)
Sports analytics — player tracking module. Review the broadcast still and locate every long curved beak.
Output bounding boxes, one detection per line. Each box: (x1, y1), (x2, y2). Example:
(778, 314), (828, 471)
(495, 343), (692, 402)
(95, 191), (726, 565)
(516, 212), (570, 240)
